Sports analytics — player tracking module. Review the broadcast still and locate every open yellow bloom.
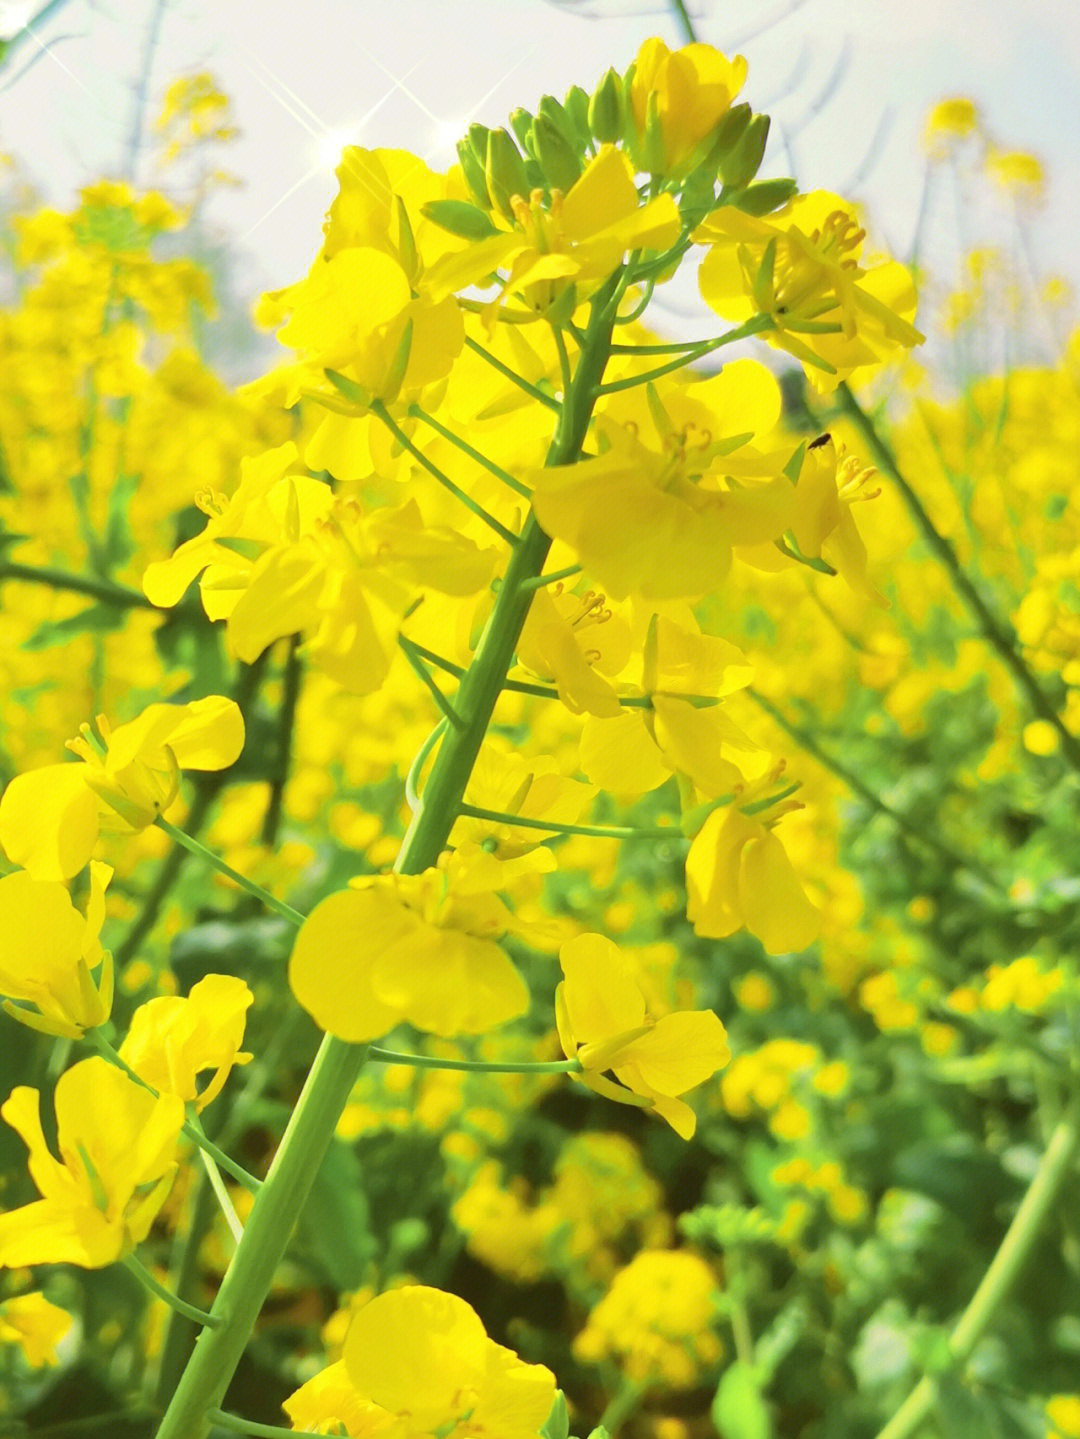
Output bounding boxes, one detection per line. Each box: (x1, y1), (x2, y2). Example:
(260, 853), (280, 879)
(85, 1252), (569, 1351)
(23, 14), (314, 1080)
(145, 442), (494, 693)
(289, 846), (538, 1043)
(685, 775), (821, 954)
(579, 613), (755, 799)
(529, 404), (796, 602)
(0, 696), (244, 880)
(556, 932), (730, 1139)
(0, 1292), (72, 1367)
(696, 191), (923, 391)
(0, 861), (113, 1038)
(574, 1248), (720, 1386)
(629, 36), (747, 176)
(0, 1057), (183, 1269)
(119, 974), (254, 1111)
(425, 144), (681, 322)
(284, 1287), (557, 1439)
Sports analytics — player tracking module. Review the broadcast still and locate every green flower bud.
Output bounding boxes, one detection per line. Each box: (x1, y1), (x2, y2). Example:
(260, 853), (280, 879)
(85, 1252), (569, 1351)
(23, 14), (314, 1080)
(536, 95), (576, 148)
(510, 107), (535, 155)
(420, 198), (499, 241)
(457, 136), (490, 208)
(719, 113), (770, 189)
(532, 114), (582, 193)
(712, 102), (752, 158)
(467, 123), (491, 164)
(485, 128), (530, 222)
(588, 68), (624, 145)
(729, 177), (798, 217)
(564, 85), (591, 145)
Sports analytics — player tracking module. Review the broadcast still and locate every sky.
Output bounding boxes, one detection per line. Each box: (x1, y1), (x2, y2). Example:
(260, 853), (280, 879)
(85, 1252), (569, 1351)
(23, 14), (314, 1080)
(1, 0), (1077, 356)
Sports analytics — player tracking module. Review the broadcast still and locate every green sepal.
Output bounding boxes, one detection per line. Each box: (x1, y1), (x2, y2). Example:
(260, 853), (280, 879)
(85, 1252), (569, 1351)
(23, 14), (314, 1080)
(421, 198), (499, 241)
(639, 89), (666, 174)
(324, 367), (372, 408)
(783, 441), (807, 484)
(395, 195), (419, 285)
(382, 317), (414, 403)
(543, 282), (578, 328)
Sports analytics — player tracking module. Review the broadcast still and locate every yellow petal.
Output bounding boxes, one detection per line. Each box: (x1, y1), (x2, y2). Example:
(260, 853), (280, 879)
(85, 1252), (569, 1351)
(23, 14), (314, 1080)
(344, 1287), (488, 1426)
(0, 765), (99, 880)
(579, 712), (671, 796)
(371, 926), (529, 1037)
(620, 1010), (730, 1095)
(289, 888), (411, 1043)
(107, 696), (245, 772)
(738, 829), (821, 954)
(558, 933), (645, 1044)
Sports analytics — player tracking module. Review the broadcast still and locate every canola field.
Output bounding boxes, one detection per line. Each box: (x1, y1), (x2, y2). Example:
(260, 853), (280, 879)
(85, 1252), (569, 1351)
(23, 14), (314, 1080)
(0, 9), (1078, 1439)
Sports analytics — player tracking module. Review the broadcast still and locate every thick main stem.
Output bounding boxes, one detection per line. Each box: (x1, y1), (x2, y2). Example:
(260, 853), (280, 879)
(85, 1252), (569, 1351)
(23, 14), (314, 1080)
(153, 288), (618, 1437)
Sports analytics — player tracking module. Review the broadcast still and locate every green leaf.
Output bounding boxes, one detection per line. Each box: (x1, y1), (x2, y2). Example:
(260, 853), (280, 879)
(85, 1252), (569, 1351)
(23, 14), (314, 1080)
(293, 1136), (376, 1289)
(712, 1362), (772, 1439)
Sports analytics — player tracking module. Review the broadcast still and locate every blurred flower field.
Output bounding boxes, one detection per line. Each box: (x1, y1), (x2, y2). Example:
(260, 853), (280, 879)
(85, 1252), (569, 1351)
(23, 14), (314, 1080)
(0, 5), (1078, 1438)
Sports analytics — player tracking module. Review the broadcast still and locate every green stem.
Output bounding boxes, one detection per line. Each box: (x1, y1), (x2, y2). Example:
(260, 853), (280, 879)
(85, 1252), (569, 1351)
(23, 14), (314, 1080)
(155, 818), (306, 927)
(401, 638), (652, 706)
(208, 1412), (325, 1438)
(873, 1101), (1080, 1439)
(153, 273), (622, 1439)
(836, 382), (1080, 771)
(595, 315), (774, 394)
(600, 1377), (651, 1435)
(457, 801), (682, 842)
(371, 401), (520, 545)
(89, 1033), (263, 1193)
(368, 1047), (580, 1074)
(0, 560), (157, 608)
(123, 1254), (220, 1328)
(407, 402), (532, 498)
(464, 334), (560, 412)
(746, 688), (1001, 889)
(519, 564), (583, 591)
(405, 718), (449, 811)
(669, 0), (698, 43)
(261, 636), (303, 847)
(398, 635), (466, 730)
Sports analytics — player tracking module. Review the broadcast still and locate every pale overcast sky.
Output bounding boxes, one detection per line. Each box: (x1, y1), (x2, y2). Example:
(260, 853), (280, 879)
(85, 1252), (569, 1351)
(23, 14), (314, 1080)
(3, 0), (1077, 356)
